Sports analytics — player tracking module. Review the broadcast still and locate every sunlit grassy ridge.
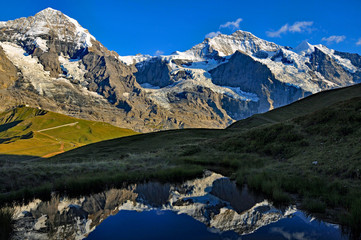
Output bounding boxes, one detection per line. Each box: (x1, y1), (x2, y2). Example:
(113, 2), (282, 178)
(0, 106), (138, 158)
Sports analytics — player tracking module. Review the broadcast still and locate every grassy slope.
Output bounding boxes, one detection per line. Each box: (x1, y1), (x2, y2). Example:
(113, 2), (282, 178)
(1, 84), (361, 235)
(0, 106), (137, 158)
(229, 83), (361, 130)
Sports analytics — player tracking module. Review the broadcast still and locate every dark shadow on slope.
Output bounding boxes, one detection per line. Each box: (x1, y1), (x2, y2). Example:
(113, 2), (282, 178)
(0, 131), (34, 144)
(0, 121), (22, 132)
(0, 153), (43, 162)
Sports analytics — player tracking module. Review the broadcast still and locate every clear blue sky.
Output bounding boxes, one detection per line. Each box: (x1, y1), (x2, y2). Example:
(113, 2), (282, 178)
(1, 0), (361, 56)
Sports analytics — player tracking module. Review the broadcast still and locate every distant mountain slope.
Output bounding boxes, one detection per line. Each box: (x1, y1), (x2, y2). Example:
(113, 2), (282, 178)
(0, 106), (137, 158)
(0, 8), (360, 132)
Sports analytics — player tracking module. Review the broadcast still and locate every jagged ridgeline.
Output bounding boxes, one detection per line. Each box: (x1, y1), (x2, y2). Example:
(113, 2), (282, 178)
(0, 8), (360, 132)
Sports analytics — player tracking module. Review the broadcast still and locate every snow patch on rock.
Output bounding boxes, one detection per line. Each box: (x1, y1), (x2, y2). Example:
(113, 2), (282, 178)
(34, 37), (48, 52)
(0, 41), (52, 94)
(315, 45), (358, 73)
(294, 41), (358, 74)
(118, 54), (154, 65)
(293, 40), (315, 55)
(140, 68), (259, 110)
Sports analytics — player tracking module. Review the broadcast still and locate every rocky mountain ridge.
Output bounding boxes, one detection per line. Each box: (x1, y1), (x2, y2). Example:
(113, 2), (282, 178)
(0, 8), (360, 132)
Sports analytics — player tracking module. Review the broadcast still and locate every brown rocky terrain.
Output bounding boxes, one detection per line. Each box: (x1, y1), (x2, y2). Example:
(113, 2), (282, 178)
(0, 46), (18, 89)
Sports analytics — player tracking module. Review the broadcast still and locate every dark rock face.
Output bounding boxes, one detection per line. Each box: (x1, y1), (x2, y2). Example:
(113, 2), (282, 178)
(171, 59), (193, 66)
(221, 96), (259, 120)
(334, 50), (361, 68)
(162, 84), (258, 124)
(33, 47), (62, 78)
(271, 49), (294, 64)
(306, 48), (354, 86)
(210, 50), (307, 111)
(164, 86), (232, 126)
(21, 36), (88, 60)
(82, 51), (137, 104)
(0, 46), (19, 89)
(334, 50), (361, 83)
(254, 50), (269, 59)
(173, 69), (192, 81)
(135, 58), (173, 88)
(210, 51), (273, 90)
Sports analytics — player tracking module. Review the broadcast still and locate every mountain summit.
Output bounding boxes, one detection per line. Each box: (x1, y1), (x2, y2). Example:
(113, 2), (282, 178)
(294, 40), (315, 54)
(201, 30), (281, 56)
(1, 8), (95, 56)
(0, 9), (360, 132)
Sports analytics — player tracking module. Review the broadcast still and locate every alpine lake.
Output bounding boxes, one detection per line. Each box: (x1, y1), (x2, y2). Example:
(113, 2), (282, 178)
(11, 171), (347, 240)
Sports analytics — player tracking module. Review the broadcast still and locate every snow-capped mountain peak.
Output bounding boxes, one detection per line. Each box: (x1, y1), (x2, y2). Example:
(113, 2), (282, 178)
(211, 30), (280, 55)
(36, 8), (95, 48)
(184, 29), (281, 59)
(293, 40), (315, 55)
(229, 29), (259, 39)
(0, 8), (95, 51)
(36, 7), (61, 16)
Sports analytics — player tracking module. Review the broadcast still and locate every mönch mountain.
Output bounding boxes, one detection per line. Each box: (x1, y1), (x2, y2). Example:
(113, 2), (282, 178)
(0, 8), (360, 132)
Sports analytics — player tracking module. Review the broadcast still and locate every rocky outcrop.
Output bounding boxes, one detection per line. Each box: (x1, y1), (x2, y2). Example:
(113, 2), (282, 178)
(334, 50), (361, 83)
(164, 85), (258, 123)
(82, 51), (137, 104)
(334, 50), (361, 68)
(271, 49), (294, 64)
(210, 51), (275, 90)
(220, 95), (259, 120)
(210, 51), (308, 111)
(0, 46), (18, 89)
(33, 47), (62, 78)
(254, 50), (269, 59)
(135, 58), (173, 87)
(306, 47), (354, 86)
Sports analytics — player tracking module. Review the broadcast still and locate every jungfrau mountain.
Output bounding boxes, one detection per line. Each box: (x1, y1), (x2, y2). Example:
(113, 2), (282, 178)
(0, 8), (360, 132)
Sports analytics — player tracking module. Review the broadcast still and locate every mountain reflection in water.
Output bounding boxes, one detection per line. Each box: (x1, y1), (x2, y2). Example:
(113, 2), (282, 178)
(11, 171), (346, 240)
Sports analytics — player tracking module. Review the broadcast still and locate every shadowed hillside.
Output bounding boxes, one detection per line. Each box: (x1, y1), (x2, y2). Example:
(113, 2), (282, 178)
(229, 83), (361, 130)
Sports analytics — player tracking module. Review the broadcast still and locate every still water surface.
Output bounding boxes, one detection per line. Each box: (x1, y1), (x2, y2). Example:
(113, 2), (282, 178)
(87, 210), (344, 240)
(12, 171), (347, 239)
